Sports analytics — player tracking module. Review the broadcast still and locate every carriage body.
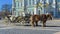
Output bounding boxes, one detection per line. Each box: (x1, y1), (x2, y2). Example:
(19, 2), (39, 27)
(4, 14), (31, 25)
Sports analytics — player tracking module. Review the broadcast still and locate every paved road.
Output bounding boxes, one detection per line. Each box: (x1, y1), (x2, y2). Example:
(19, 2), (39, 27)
(0, 26), (59, 34)
(0, 29), (58, 34)
(0, 20), (60, 34)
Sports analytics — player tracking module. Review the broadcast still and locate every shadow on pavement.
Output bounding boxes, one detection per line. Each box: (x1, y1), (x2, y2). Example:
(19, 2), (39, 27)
(14, 24), (60, 27)
(45, 25), (60, 27)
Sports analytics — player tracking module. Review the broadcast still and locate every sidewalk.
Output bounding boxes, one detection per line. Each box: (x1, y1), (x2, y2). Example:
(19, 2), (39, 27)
(54, 32), (60, 34)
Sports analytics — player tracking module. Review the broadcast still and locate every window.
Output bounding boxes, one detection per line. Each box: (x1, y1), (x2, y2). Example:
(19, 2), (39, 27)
(17, 1), (22, 8)
(18, 2), (19, 8)
(24, 0), (27, 5)
(29, 0), (31, 5)
(21, 2), (22, 7)
(49, 0), (53, 3)
(57, 0), (60, 2)
(32, 0), (34, 5)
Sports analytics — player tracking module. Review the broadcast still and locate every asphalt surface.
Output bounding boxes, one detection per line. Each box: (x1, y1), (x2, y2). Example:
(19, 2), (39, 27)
(0, 19), (60, 34)
(0, 29), (58, 34)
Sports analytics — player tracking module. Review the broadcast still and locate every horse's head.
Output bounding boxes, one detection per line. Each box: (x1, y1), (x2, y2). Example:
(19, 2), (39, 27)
(46, 14), (52, 20)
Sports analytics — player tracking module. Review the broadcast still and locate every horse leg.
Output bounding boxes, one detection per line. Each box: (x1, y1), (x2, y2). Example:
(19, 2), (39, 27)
(42, 20), (46, 27)
(35, 21), (38, 26)
(30, 21), (34, 27)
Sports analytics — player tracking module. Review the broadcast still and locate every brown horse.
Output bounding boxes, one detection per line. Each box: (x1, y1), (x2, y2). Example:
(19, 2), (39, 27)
(29, 14), (52, 27)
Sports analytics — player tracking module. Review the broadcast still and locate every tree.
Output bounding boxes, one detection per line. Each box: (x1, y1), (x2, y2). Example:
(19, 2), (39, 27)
(1, 4), (12, 18)
(1, 4), (12, 16)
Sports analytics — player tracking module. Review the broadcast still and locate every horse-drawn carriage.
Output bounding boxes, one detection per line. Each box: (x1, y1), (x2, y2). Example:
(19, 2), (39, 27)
(4, 14), (31, 24)
(4, 14), (52, 27)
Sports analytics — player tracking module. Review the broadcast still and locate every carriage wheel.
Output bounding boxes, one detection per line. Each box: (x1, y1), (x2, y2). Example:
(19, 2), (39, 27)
(18, 19), (26, 25)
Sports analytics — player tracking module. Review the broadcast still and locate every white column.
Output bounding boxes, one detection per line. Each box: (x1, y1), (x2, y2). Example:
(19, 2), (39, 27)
(34, 0), (38, 15)
(34, 8), (36, 14)
(22, 0), (24, 6)
(53, 0), (55, 4)
(34, 8), (39, 15)
(31, 0), (32, 5)
(34, 0), (36, 14)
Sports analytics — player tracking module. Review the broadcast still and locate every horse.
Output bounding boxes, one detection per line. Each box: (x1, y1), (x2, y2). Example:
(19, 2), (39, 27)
(29, 14), (52, 27)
